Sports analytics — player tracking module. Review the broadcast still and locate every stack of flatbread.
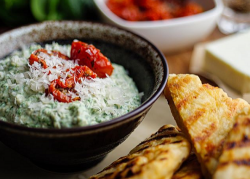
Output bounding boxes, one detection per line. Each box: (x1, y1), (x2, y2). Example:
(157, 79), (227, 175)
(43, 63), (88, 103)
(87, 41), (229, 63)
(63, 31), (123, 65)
(165, 74), (250, 179)
(90, 74), (250, 179)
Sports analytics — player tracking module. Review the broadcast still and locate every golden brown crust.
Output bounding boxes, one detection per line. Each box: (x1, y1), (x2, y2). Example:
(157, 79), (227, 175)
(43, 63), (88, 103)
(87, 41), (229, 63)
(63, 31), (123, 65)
(90, 125), (191, 179)
(213, 107), (250, 179)
(164, 74), (249, 178)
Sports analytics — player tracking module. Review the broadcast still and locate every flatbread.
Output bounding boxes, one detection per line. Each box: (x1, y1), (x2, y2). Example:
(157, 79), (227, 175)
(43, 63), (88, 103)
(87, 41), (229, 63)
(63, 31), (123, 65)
(172, 153), (203, 179)
(213, 107), (250, 179)
(164, 74), (249, 178)
(90, 125), (191, 179)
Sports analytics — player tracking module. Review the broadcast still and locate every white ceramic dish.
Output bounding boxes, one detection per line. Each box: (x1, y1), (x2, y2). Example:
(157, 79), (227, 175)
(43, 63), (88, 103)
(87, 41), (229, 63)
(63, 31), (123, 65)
(93, 0), (223, 53)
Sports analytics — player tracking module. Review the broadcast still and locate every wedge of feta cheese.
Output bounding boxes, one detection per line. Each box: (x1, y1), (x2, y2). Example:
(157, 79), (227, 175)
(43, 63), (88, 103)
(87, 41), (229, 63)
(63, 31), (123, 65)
(203, 30), (250, 93)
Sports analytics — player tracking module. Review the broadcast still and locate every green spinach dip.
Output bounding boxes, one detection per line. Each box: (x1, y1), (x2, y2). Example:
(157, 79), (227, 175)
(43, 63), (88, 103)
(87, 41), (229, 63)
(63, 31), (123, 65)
(0, 42), (142, 128)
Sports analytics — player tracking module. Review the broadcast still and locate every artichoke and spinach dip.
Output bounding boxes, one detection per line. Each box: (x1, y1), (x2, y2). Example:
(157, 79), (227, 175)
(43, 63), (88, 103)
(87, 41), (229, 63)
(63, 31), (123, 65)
(0, 41), (142, 128)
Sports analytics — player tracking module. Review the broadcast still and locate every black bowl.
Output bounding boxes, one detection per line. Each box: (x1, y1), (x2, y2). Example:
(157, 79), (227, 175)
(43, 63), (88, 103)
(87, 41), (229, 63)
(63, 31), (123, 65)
(0, 21), (168, 172)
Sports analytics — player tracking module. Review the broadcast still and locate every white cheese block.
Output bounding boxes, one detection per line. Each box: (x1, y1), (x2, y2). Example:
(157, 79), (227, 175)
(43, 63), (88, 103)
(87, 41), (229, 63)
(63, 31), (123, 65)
(203, 30), (250, 93)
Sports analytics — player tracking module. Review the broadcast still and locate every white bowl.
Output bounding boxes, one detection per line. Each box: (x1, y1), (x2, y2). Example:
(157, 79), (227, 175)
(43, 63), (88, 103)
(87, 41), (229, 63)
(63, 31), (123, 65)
(93, 0), (223, 53)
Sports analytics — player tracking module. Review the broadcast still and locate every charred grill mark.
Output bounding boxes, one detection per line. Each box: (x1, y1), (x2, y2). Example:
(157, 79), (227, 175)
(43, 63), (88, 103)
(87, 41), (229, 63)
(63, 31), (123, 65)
(99, 157), (145, 178)
(134, 146), (150, 154)
(234, 159), (250, 166)
(103, 156), (131, 171)
(225, 141), (236, 150)
(118, 158), (144, 178)
(176, 88), (202, 111)
(159, 157), (168, 161)
(171, 140), (183, 144)
(223, 116), (250, 150)
(125, 168), (141, 178)
(134, 139), (183, 154)
(158, 126), (176, 133)
(234, 117), (250, 129)
(172, 83), (181, 91)
(126, 158), (141, 168)
(185, 108), (206, 128)
(176, 97), (188, 111)
(176, 81), (205, 111)
(151, 126), (177, 137)
(233, 121), (239, 128)
(224, 136), (250, 150)
(218, 159), (250, 168)
(194, 123), (217, 142)
(133, 126), (183, 154)
(243, 134), (249, 142)
(204, 139), (225, 160)
(138, 133), (180, 146)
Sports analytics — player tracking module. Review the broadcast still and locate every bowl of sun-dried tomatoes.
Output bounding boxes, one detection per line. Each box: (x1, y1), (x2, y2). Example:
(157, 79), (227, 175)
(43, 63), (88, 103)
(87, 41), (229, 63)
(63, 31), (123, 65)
(94, 0), (223, 53)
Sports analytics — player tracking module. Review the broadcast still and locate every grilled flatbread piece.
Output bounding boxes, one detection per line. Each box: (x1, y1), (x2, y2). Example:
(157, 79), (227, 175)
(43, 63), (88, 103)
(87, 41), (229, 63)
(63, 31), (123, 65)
(164, 74), (249, 178)
(172, 153), (203, 179)
(90, 125), (191, 179)
(213, 107), (250, 179)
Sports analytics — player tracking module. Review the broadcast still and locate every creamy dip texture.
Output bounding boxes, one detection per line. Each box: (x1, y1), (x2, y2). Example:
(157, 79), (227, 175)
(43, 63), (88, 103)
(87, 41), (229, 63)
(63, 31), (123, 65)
(0, 42), (142, 128)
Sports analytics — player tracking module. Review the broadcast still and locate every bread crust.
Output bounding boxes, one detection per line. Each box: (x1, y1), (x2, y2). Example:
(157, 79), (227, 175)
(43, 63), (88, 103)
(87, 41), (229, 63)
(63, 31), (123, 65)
(164, 74), (249, 178)
(90, 125), (191, 179)
(213, 107), (250, 179)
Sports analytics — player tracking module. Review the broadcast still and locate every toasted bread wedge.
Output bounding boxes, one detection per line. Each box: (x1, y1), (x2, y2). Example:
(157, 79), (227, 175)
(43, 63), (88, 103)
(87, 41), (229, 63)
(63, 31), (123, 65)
(213, 107), (250, 179)
(164, 74), (249, 178)
(90, 125), (191, 179)
(172, 153), (203, 179)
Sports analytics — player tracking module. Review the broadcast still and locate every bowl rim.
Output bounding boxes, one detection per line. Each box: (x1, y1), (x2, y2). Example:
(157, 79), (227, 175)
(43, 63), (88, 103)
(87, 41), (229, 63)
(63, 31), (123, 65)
(0, 21), (169, 134)
(93, 0), (224, 29)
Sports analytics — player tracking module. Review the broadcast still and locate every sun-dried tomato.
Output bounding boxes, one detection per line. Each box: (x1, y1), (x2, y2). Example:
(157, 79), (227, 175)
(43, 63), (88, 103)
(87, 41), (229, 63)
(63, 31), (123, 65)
(29, 49), (69, 69)
(48, 65), (97, 103)
(71, 41), (113, 78)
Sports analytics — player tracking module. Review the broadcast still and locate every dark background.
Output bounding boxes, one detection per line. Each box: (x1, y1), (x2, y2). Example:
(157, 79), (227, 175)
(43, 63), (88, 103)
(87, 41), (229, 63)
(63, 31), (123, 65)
(0, 0), (99, 33)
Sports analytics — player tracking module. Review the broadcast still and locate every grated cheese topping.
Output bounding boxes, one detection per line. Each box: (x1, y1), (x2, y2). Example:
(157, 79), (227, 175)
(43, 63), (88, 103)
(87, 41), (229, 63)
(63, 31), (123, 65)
(0, 42), (142, 128)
